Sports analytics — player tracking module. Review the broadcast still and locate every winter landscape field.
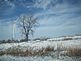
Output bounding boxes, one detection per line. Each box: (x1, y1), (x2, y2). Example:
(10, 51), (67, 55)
(0, 35), (81, 61)
(0, 0), (81, 61)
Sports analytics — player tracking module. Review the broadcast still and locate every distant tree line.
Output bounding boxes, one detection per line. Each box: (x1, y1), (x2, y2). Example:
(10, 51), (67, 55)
(0, 37), (50, 44)
(0, 39), (19, 44)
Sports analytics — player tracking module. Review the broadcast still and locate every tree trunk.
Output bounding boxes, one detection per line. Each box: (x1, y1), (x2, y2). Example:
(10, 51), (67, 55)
(26, 33), (29, 41)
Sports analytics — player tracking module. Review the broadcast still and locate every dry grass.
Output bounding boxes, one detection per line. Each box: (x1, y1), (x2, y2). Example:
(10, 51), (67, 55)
(0, 51), (5, 56)
(66, 48), (81, 57)
(0, 46), (54, 56)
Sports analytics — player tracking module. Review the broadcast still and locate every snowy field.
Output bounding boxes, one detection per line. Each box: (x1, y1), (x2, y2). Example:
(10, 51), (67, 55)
(0, 36), (81, 61)
(0, 55), (81, 61)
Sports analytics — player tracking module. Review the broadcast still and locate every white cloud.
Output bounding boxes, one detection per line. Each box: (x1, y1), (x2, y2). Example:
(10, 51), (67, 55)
(34, 15), (81, 38)
(33, 0), (52, 9)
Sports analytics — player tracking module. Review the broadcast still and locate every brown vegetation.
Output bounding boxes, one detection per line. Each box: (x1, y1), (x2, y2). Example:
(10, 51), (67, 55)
(66, 48), (81, 57)
(63, 37), (73, 41)
(0, 46), (54, 56)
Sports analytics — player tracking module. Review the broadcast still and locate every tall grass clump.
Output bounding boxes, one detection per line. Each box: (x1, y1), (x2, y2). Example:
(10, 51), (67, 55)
(4, 45), (54, 56)
(66, 48), (81, 57)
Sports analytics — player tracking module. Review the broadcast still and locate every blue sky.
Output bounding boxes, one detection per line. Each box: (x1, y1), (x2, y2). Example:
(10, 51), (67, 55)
(0, 0), (81, 40)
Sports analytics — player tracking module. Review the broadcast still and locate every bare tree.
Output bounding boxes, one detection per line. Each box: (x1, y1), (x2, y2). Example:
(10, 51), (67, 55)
(18, 14), (38, 41)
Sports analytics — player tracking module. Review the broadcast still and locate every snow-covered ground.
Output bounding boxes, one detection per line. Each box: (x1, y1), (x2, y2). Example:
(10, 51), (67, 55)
(0, 55), (81, 61)
(0, 36), (81, 61)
